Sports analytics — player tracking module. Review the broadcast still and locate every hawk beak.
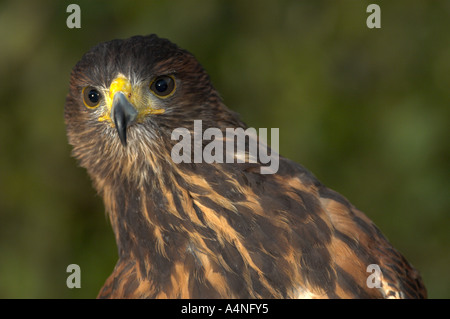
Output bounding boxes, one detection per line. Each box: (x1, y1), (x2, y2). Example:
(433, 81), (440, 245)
(111, 91), (138, 146)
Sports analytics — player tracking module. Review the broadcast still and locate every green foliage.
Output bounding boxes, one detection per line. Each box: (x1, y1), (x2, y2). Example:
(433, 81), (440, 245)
(0, 0), (448, 298)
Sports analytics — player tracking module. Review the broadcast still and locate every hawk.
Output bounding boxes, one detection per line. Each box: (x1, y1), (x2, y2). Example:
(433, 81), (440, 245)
(65, 34), (426, 299)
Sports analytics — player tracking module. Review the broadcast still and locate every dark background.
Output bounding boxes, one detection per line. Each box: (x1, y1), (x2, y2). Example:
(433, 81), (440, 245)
(0, 0), (448, 298)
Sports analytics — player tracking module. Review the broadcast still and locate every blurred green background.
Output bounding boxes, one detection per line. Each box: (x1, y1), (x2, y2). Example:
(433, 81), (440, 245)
(0, 0), (448, 298)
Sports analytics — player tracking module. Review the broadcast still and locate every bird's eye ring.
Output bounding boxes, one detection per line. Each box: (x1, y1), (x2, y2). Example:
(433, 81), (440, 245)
(149, 75), (176, 98)
(82, 86), (102, 108)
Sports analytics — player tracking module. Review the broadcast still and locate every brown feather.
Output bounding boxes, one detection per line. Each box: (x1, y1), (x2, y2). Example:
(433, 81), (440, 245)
(65, 34), (427, 299)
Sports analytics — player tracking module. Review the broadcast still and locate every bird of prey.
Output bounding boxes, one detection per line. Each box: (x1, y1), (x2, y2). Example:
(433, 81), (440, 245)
(65, 34), (426, 299)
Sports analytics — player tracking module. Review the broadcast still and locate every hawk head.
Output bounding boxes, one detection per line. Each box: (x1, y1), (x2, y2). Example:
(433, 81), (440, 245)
(65, 34), (242, 185)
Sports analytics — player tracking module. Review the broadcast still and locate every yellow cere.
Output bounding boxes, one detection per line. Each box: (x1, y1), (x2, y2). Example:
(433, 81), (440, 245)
(98, 75), (165, 124)
(109, 76), (132, 100)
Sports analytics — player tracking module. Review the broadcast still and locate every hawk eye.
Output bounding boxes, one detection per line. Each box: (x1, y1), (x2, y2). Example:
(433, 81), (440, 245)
(82, 86), (102, 108)
(150, 75), (176, 98)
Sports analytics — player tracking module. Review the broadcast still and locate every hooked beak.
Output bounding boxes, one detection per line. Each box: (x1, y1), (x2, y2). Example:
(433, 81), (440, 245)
(111, 91), (138, 146)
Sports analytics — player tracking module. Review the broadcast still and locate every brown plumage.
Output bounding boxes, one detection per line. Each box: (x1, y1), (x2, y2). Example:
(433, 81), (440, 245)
(65, 34), (426, 299)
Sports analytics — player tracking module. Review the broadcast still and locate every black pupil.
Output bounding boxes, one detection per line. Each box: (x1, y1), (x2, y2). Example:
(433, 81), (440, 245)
(155, 78), (168, 92)
(88, 89), (100, 103)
